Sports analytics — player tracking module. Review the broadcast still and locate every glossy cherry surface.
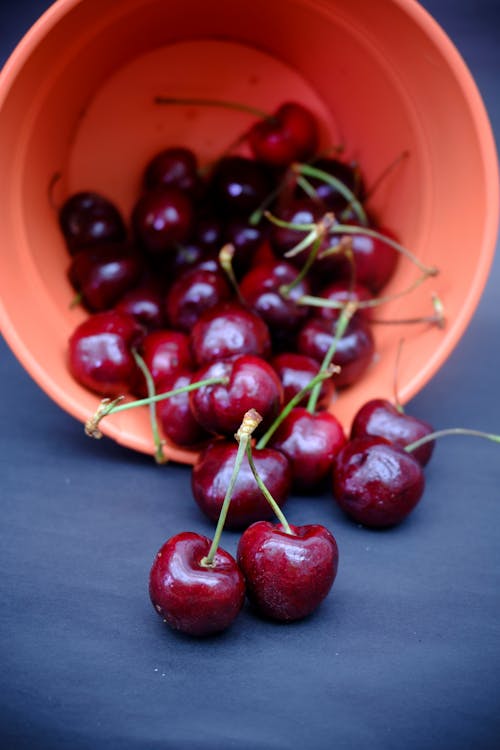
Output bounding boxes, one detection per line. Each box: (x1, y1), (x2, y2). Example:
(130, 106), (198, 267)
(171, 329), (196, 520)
(313, 280), (373, 323)
(156, 370), (210, 447)
(68, 246), (142, 312)
(209, 155), (271, 217)
(114, 282), (165, 330)
(59, 191), (127, 254)
(189, 302), (271, 367)
(271, 352), (334, 408)
(149, 532), (245, 636)
(248, 102), (319, 167)
(295, 157), (365, 212)
(68, 310), (144, 396)
(350, 398), (435, 466)
(165, 267), (232, 332)
(143, 146), (201, 196)
(132, 187), (193, 255)
(191, 440), (291, 529)
(333, 436), (425, 527)
(237, 521), (338, 621)
(189, 354), (283, 436)
(133, 329), (193, 396)
(270, 407), (346, 490)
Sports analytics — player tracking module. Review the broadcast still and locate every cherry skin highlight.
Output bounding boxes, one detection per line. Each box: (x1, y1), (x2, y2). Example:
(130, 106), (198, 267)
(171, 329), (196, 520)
(333, 436), (426, 527)
(237, 521), (338, 621)
(132, 329), (193, 397)
(271, 352), (335, 408)
(68, 246), (142, 312)
(191, 440), (292, 529)
(149, 532), (245, 637)
(59, 191), (127, 254)
(248, 102), (319, 167)
(165, 266), (232, 332)
(156, 370), (211, 448)
(132, 187), (193, 255)
(143, 146), (201, 197)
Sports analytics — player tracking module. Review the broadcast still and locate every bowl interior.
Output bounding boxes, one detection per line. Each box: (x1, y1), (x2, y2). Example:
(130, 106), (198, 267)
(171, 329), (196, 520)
(0, 0), (498, 462)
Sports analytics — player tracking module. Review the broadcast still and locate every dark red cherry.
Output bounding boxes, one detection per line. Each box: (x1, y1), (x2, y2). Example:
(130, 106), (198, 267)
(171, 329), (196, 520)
(143, 146), (201, 197)
(132, 187), (193, 255)
(333, 436), (425, 527)
(169, 243), (219, 277)
(68, 311), (144, 396)
(193, 214), (224, 251)
(59, 191), (127, 254)
(271, 352), (335, 408)
(149, 532), (245, 636)
(268, 198), (324, 261)
(248, 102), (319, 167)
(133, 329), (193, 397)
(165, 267), (232, 332)
(297, 316), (375, 388)
(189, 302), (271, 367)
(209, 156), (271, 217)
(156, 370), (210, 447)
(68, 245), (142, 312)
(239, 260), (311, 345)
(237, 521), (338, 621)
(224, 219), (266, 276)
(350, 398), (435, 466)
(189, 354), (283, 436)
(114, 282), (165, 330)
(312, 280), (373, 323)
(270, 407), (346, 490)
(192, 440), (291, 529)
(295, 157), (365, 212)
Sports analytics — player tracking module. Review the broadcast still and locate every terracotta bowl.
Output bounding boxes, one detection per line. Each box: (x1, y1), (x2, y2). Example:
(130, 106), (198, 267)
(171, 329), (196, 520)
(0, 0), (498, 463)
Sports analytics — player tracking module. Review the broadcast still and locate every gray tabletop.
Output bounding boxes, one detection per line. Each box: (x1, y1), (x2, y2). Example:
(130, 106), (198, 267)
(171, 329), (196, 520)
(1, 2), (499, 749)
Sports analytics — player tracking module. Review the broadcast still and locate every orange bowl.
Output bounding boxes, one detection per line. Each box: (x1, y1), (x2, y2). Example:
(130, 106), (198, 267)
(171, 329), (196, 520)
(0, 0), (498, 463)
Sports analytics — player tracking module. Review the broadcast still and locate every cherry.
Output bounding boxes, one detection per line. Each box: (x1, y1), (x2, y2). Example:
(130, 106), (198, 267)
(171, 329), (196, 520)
(189, 354), (283, 436)
(189, 301), (271, 367)
(271, 352), (335, 408)
(237, 521), (338, 621)
(248, 102), (319, 167)
(297, 316), (375, 388)
(239, 260), (311, 346)
(68, 245), (142, 312)
(350, 398), (435, 467)
(132, 187), (193, 255)
(192, 214), (224, 252)
(68, 310), (144, 396)
(133, 329), (193, 397)
(169, 243), (219, 277)
(164, 266), (232, 332)
(295, 157), (365, 212)
(224, 219), (266, 276)
(270, 408), (346, 490)
(333, 436), (425, 527)
(209, 155), (271, 217)
(268, 198), (323, 261)
(59, 191), (127, 254)
(149, 531), (245, 636)
(156, 370), (211, 447)
(192, 439), (291, 528)
(143, 146), (201, 197)
(114, 282), (165, 330)
(311, 280), (373, 323)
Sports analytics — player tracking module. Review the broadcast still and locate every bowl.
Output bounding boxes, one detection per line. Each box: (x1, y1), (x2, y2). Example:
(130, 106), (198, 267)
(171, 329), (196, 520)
(0, 0), (498, 464)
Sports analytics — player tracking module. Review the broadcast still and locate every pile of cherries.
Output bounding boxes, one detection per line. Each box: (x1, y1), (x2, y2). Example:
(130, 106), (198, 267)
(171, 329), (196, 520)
(60, 99), (466, 637)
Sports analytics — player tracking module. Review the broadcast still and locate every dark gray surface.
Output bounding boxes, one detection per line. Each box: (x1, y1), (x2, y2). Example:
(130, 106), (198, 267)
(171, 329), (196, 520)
(1, 2), (499, 749)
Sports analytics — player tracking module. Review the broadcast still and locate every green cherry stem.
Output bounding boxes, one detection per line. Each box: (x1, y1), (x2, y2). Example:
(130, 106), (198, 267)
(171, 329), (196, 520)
(245, 442), (293, 535)
(132, 349), (167, 464)
(201, 409), (263, 567)
(219, 243), (246, 305)
(154, 96), (272, 121)
(85, 375), (228, 439)
(405, 428), (500, 454)
(256, 368), (337, 450)
(371, 294), (446, 329)
(292, 162), (368, 226)
(306, 302), (356, 414)
(279, 213), (336, 296)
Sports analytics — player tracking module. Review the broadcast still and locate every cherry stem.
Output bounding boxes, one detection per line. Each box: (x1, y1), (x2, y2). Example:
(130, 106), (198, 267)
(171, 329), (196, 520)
(306, 302), (356, 414)
(201, 410), (263, 567)
(296, 270), (433, 311)
(325, 223), (438, 277)
(263, 211), (316, 233)
(131, 349), (167, 464)
(405, 428), (500, 454)
(219, 243), (246, 305)
(245, 442), (293, 535)
(85, 375), (228, 439)
(292, 162), (368, 226)
(371, 295), (445, 329)
(69, 291), (83, 309)
(249, 168), (295, 226)
(256, 368), (337, 450)
(364, 150), (409, 201)
(279, 213), (336, 296)
(295, 174), (321, 201)
(154, 96), (272, 121)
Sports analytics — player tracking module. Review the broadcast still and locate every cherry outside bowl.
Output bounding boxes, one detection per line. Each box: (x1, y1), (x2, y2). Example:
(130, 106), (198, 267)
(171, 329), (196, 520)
(0, 0), (498, 463)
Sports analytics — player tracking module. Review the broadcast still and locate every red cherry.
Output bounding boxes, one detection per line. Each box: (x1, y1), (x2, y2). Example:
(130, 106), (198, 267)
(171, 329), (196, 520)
(133, 329), (193, 397)
(333, 436), (425, 527)
(68, 246), (142, 312)
(248, 102), (319, 167)
(237, 521), (338, 621)
(132, 187), (193, 255)
(295, 157), (365, 212)
(192, 440), (291, 529)
(268, 198), (324, 262)
(312, 280), (374, 323)
(165, 267), (232, 332)
(189, 354), (283, 436)
(297, 316), (375, 388)
(271, 352), (335, 408)
(149, 532), (245, 636)
(209, 155), (271, 217)
(114, 282), (165, 330)
(350, 398), (435, 466)
(59, 191), (127, 254)
(156, 370), (211, 447)
(68, 311), (144, 396)
(270, 407), (346, 490)
(143, 146), (201, 197)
